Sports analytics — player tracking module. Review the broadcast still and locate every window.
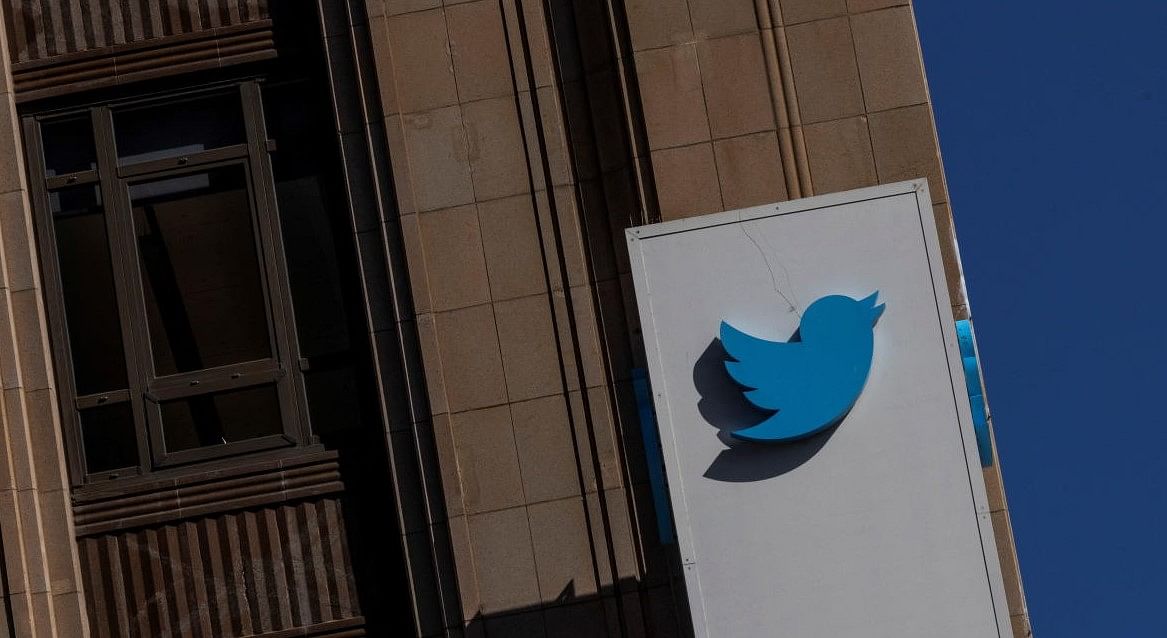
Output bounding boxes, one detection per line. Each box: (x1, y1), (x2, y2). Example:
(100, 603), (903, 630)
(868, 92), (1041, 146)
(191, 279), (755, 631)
(25, 82), (313, 482)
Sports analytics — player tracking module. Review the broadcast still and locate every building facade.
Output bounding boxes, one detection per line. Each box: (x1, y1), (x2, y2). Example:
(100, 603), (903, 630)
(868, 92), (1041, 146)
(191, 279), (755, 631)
(0, 0), (1029, 636)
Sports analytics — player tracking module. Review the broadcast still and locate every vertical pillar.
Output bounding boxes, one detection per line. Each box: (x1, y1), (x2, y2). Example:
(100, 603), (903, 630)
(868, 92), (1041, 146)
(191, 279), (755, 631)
(0, 5), (89, 637)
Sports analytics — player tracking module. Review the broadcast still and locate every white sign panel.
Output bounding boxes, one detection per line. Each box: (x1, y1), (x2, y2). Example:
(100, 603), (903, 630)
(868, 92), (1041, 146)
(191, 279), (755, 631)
(627, 181), (1009, 637)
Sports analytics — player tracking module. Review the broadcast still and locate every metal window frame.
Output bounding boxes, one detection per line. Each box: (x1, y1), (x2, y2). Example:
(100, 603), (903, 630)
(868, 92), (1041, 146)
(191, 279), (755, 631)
(23, 79), (312, 485)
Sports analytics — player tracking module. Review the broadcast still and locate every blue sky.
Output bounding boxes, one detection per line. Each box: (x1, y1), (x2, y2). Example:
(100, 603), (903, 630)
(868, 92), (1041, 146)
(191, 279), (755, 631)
(914, 2), (1167, 634)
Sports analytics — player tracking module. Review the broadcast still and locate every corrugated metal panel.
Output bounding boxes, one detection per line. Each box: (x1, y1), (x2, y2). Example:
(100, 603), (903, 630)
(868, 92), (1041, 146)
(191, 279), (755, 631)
(78, 499), (364, 638)
(3, 0), (269, 63)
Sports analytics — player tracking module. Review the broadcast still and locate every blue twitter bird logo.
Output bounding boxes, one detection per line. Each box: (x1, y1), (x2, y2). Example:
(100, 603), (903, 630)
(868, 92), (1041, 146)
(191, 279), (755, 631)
(720, 293), (885, 443)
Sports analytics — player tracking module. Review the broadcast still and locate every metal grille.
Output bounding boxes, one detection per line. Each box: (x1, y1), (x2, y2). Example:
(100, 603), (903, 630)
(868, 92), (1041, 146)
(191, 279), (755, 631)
(3, 0), (269, 63)
(77, 498), (364, 638)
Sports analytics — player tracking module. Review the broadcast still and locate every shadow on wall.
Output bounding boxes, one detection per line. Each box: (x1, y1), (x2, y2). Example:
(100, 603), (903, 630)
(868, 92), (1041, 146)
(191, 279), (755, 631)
(468, 0), (688, 636)
(464, 579), (689, 638)
(694, 339), (836, 482)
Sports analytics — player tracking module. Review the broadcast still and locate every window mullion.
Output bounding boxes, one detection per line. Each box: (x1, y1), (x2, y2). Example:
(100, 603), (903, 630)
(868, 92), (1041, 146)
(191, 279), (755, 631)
(45, 169), (99, 189)
(114, 143), (251, 180)
(22, 115), (88, 484)
(147, 359), (285, 402)
(74, 390), (132, 410)
(92, 106), (155, 474)
(241, 81), (312, 446)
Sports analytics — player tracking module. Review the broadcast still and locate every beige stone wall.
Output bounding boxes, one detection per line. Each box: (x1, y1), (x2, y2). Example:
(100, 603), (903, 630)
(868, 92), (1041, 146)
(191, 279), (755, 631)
(367, 0), (682, 634)
(0, 5), (88, 637)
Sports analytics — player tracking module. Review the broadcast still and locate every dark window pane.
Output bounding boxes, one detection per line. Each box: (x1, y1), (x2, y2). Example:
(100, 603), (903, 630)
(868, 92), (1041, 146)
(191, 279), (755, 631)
(130, 166), (272, 375)
(51, 185), (128, 394)
(263, 82), (337, 156)
(304, 365), (364, 437)
(114, 93), (245, 166)
(41, 116), (97, 176)
(273, 162), (351, 358)
(265, 83), (352, 359)
(263, 82), (310, 149)
(80, 403), (138, 473)
(161, 385), (283, 452)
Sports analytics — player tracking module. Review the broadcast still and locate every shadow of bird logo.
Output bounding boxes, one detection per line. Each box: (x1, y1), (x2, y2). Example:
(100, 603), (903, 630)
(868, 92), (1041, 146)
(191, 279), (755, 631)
(720, 293), (885, 443)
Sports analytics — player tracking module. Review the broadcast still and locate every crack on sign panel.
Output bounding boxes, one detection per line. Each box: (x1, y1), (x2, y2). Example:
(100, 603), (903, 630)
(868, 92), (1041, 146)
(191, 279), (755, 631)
(741, 222), (800, 318)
